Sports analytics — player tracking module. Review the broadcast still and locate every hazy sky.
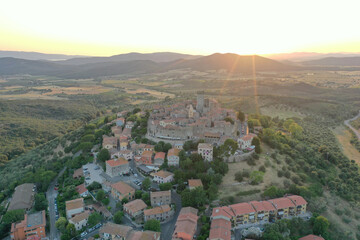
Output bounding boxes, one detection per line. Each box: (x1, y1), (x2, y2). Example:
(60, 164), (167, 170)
(1, 0), (359, 56)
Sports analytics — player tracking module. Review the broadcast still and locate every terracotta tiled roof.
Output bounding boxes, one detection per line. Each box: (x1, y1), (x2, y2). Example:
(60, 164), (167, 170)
(287, 195), (307, 206)
(106, 157), (128, 167)
(209, 218), (231, 240)
(229, 202), (256, 216)
(99, 222), (132, 237)
(211, 206), (235, 219)
(111, 182), (134, 195)
(188, 179), (203, 188)
(168, 148), (180, 157)
(268, 197), (296, 210)
(299, 235), (325, 240)
(150, 190), (171, 199)
(154, 152), (165, 159)
(153, 170), (173, 178)
(241, 134), (257, 141)
(198, 143), (213, 149)
(76, 183), (88, 195)
(69, 211), (90, 223)
(250, 201), (276, 212)
(66, 198), (84, 211)
(73, 168), (83, 178)
(142, 151), (153, 158)
(124, 199), (147, 213)
(144, 205), (171, 216)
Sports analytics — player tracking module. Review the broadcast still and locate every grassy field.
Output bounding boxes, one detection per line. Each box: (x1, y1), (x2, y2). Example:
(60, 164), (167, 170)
(219, 144), (290, 202)
(333, 125), (360, 165)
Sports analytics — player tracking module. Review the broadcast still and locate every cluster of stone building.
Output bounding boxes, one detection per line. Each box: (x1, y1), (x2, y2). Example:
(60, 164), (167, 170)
(147, 92), (244, 144)
(99, 222), (160, 240)
(209, 195), (308, 240)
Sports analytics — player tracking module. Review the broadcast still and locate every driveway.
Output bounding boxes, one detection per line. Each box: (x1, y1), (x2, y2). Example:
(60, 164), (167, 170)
(46, 167), (66, 240)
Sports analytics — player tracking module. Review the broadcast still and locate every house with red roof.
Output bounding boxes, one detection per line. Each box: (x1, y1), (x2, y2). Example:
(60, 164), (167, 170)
(106, 158), (129, 177)
(299, 235), (324, 240)
(209, 218), (232, 240)
(172, 207), (198, 240)
(237, 133), (257, 150)
(76, 183), (89, 197)
(154, 152), (166, 166)
(268, 197), (296, 219)
(287, 195), (307, 215)
(249, 200), (276, 223)
(229, 202), (256, 225)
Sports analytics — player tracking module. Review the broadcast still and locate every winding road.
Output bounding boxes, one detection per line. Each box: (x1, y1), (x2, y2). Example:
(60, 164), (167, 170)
(344, 110), (360, 140)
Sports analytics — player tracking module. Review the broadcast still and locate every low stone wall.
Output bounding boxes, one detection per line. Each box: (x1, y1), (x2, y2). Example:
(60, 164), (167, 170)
(225, 151), (254, 163)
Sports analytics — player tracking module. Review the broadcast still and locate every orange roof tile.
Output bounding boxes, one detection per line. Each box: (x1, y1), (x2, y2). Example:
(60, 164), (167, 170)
(124, 199), (147, 213)
(209, 218), (231, 240)
(250, 201), (275, 212)
(299, 235), (325, 240)
(153, 170), (173, 178)
(111, 182), (134, 195)
(76, 184), (88, 195)
(229, 202), (256, 216)
(167, 148), (180, 157)
(188, 179), (203, 188)
(106, 157), (128, 167)
(154, 152), (165, 159)
(287, 195), (307, 206)
(268, 197), (295, 210)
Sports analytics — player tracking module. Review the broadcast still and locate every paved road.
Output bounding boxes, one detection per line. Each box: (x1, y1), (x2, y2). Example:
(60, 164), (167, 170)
(160, 191), (182, 240)
(46, 167), (66, 240)
(345, 110), (360, 140)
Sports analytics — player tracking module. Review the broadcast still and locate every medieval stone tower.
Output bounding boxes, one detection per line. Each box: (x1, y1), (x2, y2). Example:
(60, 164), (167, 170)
(196, 91), (204, 113)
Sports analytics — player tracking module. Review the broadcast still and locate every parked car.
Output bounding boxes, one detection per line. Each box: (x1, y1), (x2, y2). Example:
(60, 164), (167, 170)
(80, 231), (87, 237)
(95, 223), (102, 229)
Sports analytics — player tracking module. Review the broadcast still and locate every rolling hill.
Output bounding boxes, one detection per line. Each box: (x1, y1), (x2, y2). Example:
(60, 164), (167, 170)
(59, 52), (202, 65)
(0, 53), (299, 78)
(0, 50), (87, 61)
(302, 57), (360, 66)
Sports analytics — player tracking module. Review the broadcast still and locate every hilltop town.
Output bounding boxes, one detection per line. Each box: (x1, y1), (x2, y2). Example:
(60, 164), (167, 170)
(6, 94), (320, 240)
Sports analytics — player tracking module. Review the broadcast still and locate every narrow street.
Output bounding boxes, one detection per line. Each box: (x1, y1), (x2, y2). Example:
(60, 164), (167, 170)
(46, 167), (66, 240)
(160, 191), (182, 240)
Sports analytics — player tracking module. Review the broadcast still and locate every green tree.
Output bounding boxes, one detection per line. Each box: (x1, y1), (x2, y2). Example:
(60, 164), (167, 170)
(163, 143), (172, 152)
(66, 223), (76, 238)
(96, 190), (106, 202)
(142, 177), (151, 190)
(87, 181), (102, 191)
(144, 219), (161, 232)
(135, 190), (143, 199)
(313, 216), (329, 235)
(2, 209), (24, 225)
(159, 182), (172, 191)
(251, 136), (261, 154)
(289, 123), (303, 137)
(77, 142), (93, 152)
(121, 198), (129, 204)
(249, 171), (264, 185)
(102, 198), (110, 205)
(88, 212), (102, 227)
(113, 211), (124, 224)
(237, 111), (245, 122)
(55, 217), (68, 233)
(283, 119), (294, 130)
(34, 193), (48, 211)
(98, 149), (110, 162)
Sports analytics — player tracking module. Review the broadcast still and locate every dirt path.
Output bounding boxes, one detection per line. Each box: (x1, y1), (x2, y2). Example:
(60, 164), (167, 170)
(344, 110), (360, 140)
(333, 125), (360, 164)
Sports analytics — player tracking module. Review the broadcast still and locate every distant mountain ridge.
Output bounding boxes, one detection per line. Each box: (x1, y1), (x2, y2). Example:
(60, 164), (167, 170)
(301, 57), (360, 66)
(60, 52), (202, 65)
(0, 53), (299, 78)
(0, 51), (88, 61)
(265, 52), (360, 62)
